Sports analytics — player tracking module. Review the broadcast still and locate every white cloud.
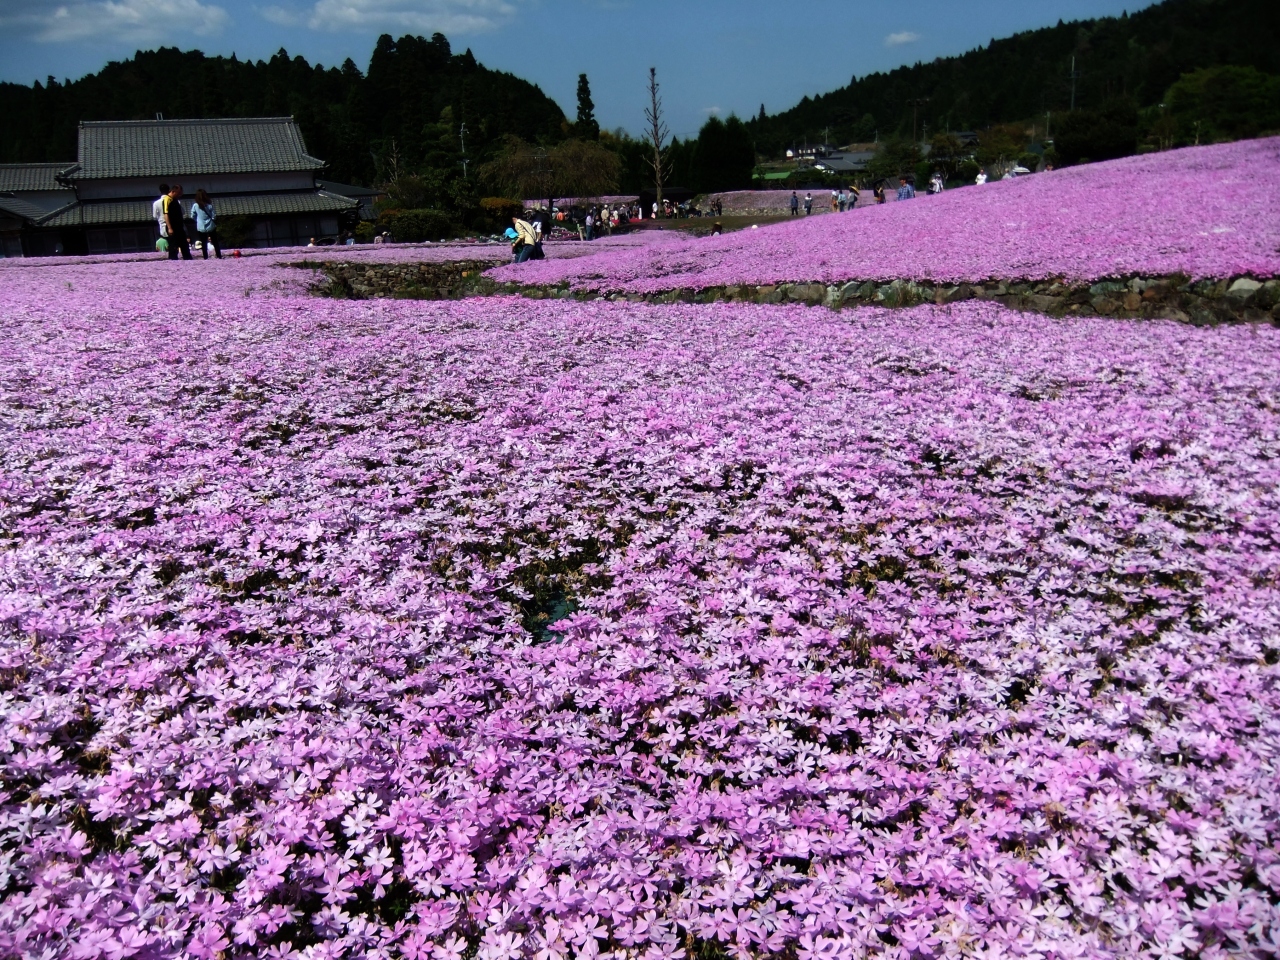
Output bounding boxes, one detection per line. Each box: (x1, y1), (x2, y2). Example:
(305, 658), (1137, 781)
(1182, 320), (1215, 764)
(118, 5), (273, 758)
(306, 0), (515, 33)
(259, 3), (301, 23)
(0, 0), (229, 41)
(702, 106), (722, 115)
(884, 30), (920, 47)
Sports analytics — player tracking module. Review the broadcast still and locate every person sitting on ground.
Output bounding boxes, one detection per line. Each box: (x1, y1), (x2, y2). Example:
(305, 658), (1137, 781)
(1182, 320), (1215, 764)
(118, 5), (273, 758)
(896, 176), (916, 200)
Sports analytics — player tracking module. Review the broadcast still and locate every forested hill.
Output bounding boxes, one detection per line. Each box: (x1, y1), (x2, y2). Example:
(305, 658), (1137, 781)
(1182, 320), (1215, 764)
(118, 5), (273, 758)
(0, 33), (567, 185)
(749, 0), (1280, 154)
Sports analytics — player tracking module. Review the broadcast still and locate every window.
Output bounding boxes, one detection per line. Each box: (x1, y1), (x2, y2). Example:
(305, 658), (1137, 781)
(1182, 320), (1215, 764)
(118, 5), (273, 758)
(87, 227), (156, 255)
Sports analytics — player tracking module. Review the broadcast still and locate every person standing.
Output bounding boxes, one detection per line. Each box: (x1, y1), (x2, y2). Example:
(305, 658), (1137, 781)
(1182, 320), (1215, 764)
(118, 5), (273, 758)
(896, 176), (916, 200)
(584, 208), (594, 241)
(848, 184), (860, 208)
(191, 189), (222, 259)
(975, 168), (988, 185)
(790, 192), (799, 216)
(153, 183), (170, 247)
(510, 214), (540, 262)
(803, 192), (813, 215)
(830, 190), (839, 212)
(163, 185), (191, 260)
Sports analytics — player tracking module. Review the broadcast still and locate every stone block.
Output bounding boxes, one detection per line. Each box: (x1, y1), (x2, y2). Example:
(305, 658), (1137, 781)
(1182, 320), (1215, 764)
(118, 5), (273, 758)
(1227, 278), (1263, 300)
(1089, 281), (1126, 297)
(837, 282), (863, 304)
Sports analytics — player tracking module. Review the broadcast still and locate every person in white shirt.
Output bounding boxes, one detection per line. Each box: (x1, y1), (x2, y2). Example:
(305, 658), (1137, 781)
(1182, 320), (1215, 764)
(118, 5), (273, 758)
(975, 168), (988, 185)
(153, 183), (169, 238)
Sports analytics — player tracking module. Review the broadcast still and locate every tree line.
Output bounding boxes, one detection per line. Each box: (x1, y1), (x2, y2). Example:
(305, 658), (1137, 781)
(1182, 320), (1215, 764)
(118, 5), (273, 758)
(0, 34), (564, 186)
(748, 0), (1278, 156)
(0, 0), (1274, 239)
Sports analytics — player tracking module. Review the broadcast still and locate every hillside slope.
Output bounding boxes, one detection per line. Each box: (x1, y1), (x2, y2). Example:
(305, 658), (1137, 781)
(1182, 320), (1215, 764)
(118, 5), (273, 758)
(750, 0), (1280, 153)
(488, 138), (1280, 290)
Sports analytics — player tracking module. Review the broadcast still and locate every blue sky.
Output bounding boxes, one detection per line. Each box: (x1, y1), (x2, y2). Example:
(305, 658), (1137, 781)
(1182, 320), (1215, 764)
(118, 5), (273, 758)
(1, 0), (1153, 138)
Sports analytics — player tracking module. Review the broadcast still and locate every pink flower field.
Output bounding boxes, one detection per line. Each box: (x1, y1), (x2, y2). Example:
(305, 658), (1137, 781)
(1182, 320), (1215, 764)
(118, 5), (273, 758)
(489, 138), (1280, 292)
(2, 140), (1280, 960)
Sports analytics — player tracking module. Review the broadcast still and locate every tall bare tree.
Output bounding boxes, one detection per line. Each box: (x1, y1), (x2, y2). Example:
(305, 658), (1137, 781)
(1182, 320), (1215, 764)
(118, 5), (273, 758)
(645, 67), (669, 209)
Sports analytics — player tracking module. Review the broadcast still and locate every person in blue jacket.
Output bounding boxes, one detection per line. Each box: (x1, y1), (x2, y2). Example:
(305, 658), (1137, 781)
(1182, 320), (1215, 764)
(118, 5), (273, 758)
(192, 189), (222, 259)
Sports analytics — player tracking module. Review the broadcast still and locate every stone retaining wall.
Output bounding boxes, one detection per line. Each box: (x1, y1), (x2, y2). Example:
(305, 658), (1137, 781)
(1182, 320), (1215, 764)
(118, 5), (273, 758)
(310, 260), (499, 300)
(306, 260), (1280, 325)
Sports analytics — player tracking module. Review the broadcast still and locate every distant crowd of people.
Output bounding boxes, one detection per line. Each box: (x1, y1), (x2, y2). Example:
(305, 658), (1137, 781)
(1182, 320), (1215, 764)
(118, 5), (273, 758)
(780, 163), (1046, 216)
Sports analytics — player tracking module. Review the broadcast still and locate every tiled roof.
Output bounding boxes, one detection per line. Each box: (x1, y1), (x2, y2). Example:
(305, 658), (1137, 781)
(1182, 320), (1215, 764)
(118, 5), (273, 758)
(65, 117), (326, 181)
(0, 163), (75, 192)
(39, 190), (358, 227)
(0, 194), (77, 223)
(317, 180), (385, 198)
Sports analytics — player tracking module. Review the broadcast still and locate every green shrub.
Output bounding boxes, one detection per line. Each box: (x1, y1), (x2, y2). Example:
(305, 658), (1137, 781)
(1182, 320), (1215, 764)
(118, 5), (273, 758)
(380, 209), (457, 243)
(1056, 99), (1138, 166)
(1017, 152), (1043, 172)
(218, 215), (255, 249)
(1166, 65), (1280, 145)
(957, 160), (981, 184)
(479, 197), (523, 221)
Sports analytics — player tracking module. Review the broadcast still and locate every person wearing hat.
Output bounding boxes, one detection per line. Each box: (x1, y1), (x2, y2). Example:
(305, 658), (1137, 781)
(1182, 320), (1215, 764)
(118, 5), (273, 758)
(510, 215), (540, 263)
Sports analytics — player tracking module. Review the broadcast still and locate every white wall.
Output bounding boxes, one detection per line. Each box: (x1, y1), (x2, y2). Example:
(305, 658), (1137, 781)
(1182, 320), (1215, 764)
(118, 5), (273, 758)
(75, 171), (315, 201)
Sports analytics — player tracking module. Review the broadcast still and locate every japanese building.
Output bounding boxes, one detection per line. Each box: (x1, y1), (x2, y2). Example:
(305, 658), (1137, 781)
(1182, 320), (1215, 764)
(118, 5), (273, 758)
(1, 117), (362, 256)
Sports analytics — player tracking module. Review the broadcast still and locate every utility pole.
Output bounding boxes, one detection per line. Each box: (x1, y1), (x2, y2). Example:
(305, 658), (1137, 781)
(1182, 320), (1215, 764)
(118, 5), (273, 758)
(459, 122), (468, 178)
(908, 98), (931, 145)
(1045, 111), (1051, 141)
(1069, 57), (1081, 111)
